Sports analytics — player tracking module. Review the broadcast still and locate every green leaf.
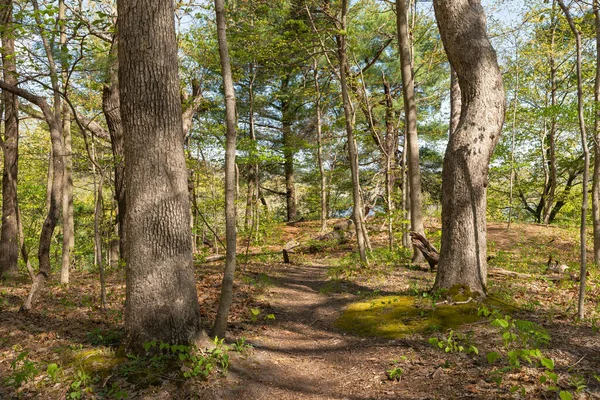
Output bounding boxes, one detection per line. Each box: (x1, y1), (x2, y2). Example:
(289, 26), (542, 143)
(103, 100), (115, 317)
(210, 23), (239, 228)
(541, 357), (554, 370)
(486, 351), (500, 364)
(559, 391), (573, 400)
(494, 318), (509, 328)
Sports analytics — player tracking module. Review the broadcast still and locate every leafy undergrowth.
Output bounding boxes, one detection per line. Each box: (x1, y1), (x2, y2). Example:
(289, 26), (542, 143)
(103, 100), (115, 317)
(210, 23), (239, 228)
(0, 219), (599, 399)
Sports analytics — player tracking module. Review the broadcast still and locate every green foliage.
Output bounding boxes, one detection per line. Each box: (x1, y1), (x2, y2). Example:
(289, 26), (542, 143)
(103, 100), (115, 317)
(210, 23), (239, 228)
(386, 367), (403, 381)
(428, 330), (479, 355)
(4, 351), (38, 391)
(86, 328), (122, 347)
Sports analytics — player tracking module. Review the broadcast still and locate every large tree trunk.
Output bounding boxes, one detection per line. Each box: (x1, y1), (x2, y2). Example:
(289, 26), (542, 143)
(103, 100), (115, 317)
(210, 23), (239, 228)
(0, 0), (20, 277)
(118, 0), (201, 350)
(432, 0), (506, 296)
(592, 3), (600, 266)
(397, 0), (425, 263)
(337, 0), (368, 265)
(212, 0), (238, 339)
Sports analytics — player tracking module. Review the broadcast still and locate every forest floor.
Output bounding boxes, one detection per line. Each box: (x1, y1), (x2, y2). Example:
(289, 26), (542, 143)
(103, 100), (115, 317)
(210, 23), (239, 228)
(1, 219), (600, 399)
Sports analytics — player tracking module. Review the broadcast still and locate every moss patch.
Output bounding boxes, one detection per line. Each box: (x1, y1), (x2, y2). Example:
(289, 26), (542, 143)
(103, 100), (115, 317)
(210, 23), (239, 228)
(71, 348), (126, 376)
(335, 296), (485, 339)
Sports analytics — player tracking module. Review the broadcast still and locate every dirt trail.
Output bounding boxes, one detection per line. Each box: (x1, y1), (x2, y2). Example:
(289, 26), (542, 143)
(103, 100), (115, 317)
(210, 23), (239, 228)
(207, 261), (477, 400)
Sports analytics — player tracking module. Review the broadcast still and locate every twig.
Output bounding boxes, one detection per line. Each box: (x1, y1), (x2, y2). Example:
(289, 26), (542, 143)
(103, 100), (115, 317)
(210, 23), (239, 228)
(569, 354), (586, 369)
(192, 202), (226, 250)
(436, 297), (473, 306)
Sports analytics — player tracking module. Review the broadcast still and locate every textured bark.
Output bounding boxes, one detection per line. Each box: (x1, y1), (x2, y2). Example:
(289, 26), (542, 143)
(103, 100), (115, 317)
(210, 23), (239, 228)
(449, 68), (461, 137)
(0, 0), (19, 277)
(558, 0), (589, 319)
(212, 0), (238, 339)
(337, 0), (368, 264)
(118, 0), (201, 350)
(593, 3), (600, 266)
(397, 0), (425, 263)
(102, 42), (126, 263)
(432, 0), (505, 296)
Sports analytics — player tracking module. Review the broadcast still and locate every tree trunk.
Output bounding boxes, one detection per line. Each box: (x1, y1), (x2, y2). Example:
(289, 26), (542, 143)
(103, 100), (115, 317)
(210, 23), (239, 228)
(0, 0), (19, 277)
(59, 0), (74, 285)
(314, 58), (327, 232)
(449, 68), (461, 137)
(212, 0), (238, 339)
(281, 77), (297, 222)
(558, 0), (589, 320)
(397, 0), (425, 263)
(102, 42), (127, 263)
(337, 0), (368, 265)
(432, 0), (506, 296)
(383, 74), (398, 250)
(592, 3), (600, 266)
(118, 0), (201, 350)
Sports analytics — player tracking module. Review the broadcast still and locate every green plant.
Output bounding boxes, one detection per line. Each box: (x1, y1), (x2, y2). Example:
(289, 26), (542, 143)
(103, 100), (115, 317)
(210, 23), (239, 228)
(231, 337), (253, 353)
(4, 351), (39, 391)
(68, 369), (98, 399)
(46, 363), (60, 381)
(386, 367), (403, 381)
(428, 330), (478, 355)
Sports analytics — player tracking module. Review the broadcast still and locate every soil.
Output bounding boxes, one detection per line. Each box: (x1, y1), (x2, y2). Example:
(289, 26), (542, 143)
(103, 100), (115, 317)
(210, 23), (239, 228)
(1, 220), (600, 399)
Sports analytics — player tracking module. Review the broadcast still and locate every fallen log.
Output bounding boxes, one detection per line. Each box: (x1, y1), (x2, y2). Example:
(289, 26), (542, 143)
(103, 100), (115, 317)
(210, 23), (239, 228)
(282, 219), (353, 263)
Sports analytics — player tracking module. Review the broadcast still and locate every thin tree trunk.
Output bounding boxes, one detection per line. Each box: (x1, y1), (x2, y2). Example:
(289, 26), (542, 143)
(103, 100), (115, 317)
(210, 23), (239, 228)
(401, 133), (410, 248)
(592, 2), (600, 265)
(383, 73), (398, 250)
(102, 41), (127, 263)
(59, 0), (74, 285)
(432, 0), (506, 296)
(118, 0), (201, 350)
(314, 58), (327, 232)
(397, 0), (425, 263)
(558, 0), (589, 320)
(281, 77), (297, 222)
(337, 0), (368, 265)
(212, 0), (238, 339)
(508, 43), (519, 230)
(0, 0), (19, 277)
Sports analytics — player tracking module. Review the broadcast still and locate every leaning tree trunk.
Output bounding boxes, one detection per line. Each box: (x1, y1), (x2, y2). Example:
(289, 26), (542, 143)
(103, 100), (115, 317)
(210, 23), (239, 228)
(0, 81), (66, 312)
(397, 0), (425, 263)
(592, 3), (600, 266)
(118, 0), (201, 351)
(212, 0), (238, 339)
(432, 0), (506, 296)
(0, 0), (20, 277)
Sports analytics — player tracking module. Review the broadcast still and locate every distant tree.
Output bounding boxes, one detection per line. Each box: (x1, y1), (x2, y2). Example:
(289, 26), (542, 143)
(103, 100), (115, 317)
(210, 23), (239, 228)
(118, 0), (201, 350)
(433, 0), (506, 296)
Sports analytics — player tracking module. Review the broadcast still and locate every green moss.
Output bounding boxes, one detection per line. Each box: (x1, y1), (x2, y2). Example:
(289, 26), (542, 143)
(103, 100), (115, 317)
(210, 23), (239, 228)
(447, 284), (475, 302)
(71, 348), (125, 376)
(335, 296), (482, 339)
